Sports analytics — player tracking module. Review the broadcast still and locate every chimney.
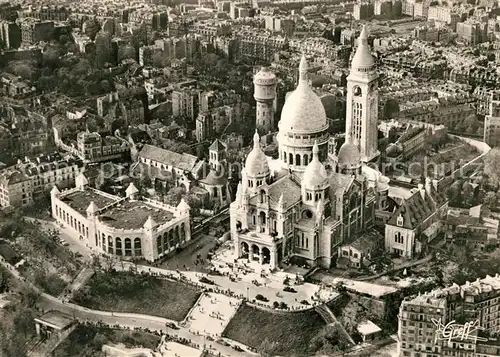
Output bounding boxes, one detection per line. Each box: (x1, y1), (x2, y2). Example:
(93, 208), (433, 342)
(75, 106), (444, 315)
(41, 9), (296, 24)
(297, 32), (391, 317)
(418, 183), (425, 200)
(425, 177), (432, 197)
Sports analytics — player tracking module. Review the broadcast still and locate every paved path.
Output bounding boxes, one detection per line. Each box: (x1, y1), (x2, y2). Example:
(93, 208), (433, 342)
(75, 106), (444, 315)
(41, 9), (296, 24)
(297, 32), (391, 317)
(357, 254), (433, 281)
(59, 267), (94, 299)
(0, 259), (254, 357)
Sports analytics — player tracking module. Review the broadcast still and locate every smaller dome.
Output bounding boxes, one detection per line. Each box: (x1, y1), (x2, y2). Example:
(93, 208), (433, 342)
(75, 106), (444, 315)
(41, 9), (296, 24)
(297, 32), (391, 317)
(245, 130), (270, 177)
(303, 142), (329, 189)
(337, 140), (361, 169)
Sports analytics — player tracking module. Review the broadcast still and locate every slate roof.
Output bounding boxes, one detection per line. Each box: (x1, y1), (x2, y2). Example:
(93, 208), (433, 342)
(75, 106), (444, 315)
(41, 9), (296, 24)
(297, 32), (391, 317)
(200, 170), (227, 186)
(387, 185), (447, 230)
(209, 138), (226, 152)
(138, 144), (198, 172)
(249, 175), (301, 211)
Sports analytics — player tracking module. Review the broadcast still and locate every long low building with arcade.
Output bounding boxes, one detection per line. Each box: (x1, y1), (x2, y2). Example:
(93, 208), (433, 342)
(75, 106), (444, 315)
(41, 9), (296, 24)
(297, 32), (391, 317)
(50, 173), (191, 261)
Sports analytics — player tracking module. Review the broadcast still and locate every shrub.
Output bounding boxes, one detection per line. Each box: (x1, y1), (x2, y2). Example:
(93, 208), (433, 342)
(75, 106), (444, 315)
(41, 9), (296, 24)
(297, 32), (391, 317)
(279, 302), (288, 309)
(199, 276), (215, 285)
(255, 294), (269, 302)
(283, 286), (297, 293)
(273, 301), (279, 308)
(300, 300), (310, 305)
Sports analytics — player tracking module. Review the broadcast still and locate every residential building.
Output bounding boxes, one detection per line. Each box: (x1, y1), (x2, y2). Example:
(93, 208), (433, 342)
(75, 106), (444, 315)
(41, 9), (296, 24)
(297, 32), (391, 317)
(446, 205), (499, 248)
(384, 178), (448, 258)
(456, 20), (488, 45)
(0, 21), (21, 49)
(195, 105), (241, 142)
(0, 153), (82, 208)
(171, 87), (202, 122)
(20, 19), (54, 45)
(75, 132), (130, 163)
(398, 275), (500, 357)
(51, 175), (191, 262)
(0, 169), (32, 208)
(484, 91), (500, 148)
(96, 91), (145, 127)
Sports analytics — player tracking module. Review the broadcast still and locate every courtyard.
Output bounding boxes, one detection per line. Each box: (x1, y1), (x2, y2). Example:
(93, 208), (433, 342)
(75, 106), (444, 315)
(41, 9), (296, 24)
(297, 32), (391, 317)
(72, 271), (202, 321)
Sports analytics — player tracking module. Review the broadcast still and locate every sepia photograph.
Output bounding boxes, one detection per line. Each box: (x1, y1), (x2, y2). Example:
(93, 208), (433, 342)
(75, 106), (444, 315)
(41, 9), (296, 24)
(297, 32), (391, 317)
(0, 0), (499, 356)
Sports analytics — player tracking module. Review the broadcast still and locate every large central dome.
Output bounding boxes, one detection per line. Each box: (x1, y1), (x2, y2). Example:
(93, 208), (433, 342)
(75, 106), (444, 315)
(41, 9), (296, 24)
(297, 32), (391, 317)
(279, 55), (327, 134)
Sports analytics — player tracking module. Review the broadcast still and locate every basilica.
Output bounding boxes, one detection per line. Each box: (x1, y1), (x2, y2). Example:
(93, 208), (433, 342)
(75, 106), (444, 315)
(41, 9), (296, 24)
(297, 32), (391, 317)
(229, 27), (390, 269)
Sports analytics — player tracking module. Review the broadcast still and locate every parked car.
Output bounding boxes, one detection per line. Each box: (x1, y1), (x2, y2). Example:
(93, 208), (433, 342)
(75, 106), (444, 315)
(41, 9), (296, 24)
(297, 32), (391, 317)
(217, 339), (230, 346)
(232, 345), (244, 352)
(165, 322), (179, 330)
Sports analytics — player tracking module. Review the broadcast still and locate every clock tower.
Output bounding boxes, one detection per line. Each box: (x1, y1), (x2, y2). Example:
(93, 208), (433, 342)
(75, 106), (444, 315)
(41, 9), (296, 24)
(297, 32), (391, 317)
(345, 26), (380, 164)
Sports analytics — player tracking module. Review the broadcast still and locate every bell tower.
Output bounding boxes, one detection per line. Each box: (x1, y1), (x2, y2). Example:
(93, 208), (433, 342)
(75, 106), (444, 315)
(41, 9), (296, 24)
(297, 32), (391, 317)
(346, 26), (379, 164)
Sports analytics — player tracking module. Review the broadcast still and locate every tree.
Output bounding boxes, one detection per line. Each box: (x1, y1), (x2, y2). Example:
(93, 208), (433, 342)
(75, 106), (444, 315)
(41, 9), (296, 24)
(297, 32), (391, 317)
(484, 148), (500, 187)
(19, 286), (40, 309)
(117, 45), (136, 63)
(161, 139), (192, 155)
(84, 19), (101, 41)
(13, 308), (36, 338)
(42, 48), (61, 69)
(0, 266), (9, 293)
(309, 324), (349, 354)
(10, 61), (34, 80)
(164, 186), (185, 206)
(152, 50), (169, 68)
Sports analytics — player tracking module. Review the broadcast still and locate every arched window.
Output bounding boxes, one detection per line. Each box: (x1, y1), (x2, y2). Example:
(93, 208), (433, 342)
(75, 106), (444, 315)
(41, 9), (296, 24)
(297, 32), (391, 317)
(134, 238), (142, 256)
(156, 236), (162, 254)
(295, 154), (301, 166)
(289, 153), (293, 165)
(163, 233), (168, 252)
(175, 226), (180, 245)
(108, 236), (113, 254)
(303, 155), (309, 166)
(260, 190), (266, 203)
(125, 238), (132, 256)
(283, 152), (287, 163)
(394, 232), (403, 244)
(180, 223), (185, 242)
(116, 238), (122, 256)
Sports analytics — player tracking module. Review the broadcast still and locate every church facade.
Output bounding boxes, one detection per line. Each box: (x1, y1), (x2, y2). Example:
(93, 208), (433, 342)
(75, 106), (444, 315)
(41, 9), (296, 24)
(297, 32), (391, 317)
(230, 27), (389, 269)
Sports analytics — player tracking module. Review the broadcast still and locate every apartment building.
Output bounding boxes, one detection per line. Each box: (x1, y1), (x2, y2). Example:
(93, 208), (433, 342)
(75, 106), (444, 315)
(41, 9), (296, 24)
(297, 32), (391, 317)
(171, 87), (202, 121)
(0, 153), (83, 208)
(484, 91), (500, 148)
(20, 19), (54, 45)
(398, 275), (500, 357)
(0, 21), (21, 49)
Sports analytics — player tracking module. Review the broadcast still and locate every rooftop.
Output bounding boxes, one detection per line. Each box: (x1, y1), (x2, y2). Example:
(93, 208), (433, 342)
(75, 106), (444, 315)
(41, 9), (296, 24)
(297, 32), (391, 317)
(99, 200), (175, 230)
(34, 311), (74, 330)
(61, 188), (119, 216)
(357, 320), (382, 336)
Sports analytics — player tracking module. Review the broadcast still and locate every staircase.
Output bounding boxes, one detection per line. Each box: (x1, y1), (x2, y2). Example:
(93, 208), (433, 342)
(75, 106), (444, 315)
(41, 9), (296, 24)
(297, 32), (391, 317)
(58, 267), (94, 300)
(27, 325), (76, 357)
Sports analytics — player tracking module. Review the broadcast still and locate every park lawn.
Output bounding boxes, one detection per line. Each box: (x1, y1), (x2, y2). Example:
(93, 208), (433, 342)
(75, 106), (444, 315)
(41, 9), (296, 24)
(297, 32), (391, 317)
(73, 271), (201, 321)
(223, 303), (326, 356)
(53, 325), (160, 357)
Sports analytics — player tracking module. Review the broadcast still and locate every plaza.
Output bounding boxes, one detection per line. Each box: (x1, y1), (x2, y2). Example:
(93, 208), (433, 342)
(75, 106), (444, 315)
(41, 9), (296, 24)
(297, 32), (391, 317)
(185, 292), (241, 337)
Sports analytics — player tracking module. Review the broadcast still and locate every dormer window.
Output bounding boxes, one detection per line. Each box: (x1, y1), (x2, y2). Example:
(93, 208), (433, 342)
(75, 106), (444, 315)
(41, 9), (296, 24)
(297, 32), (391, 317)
(397, 214), (404, 227)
